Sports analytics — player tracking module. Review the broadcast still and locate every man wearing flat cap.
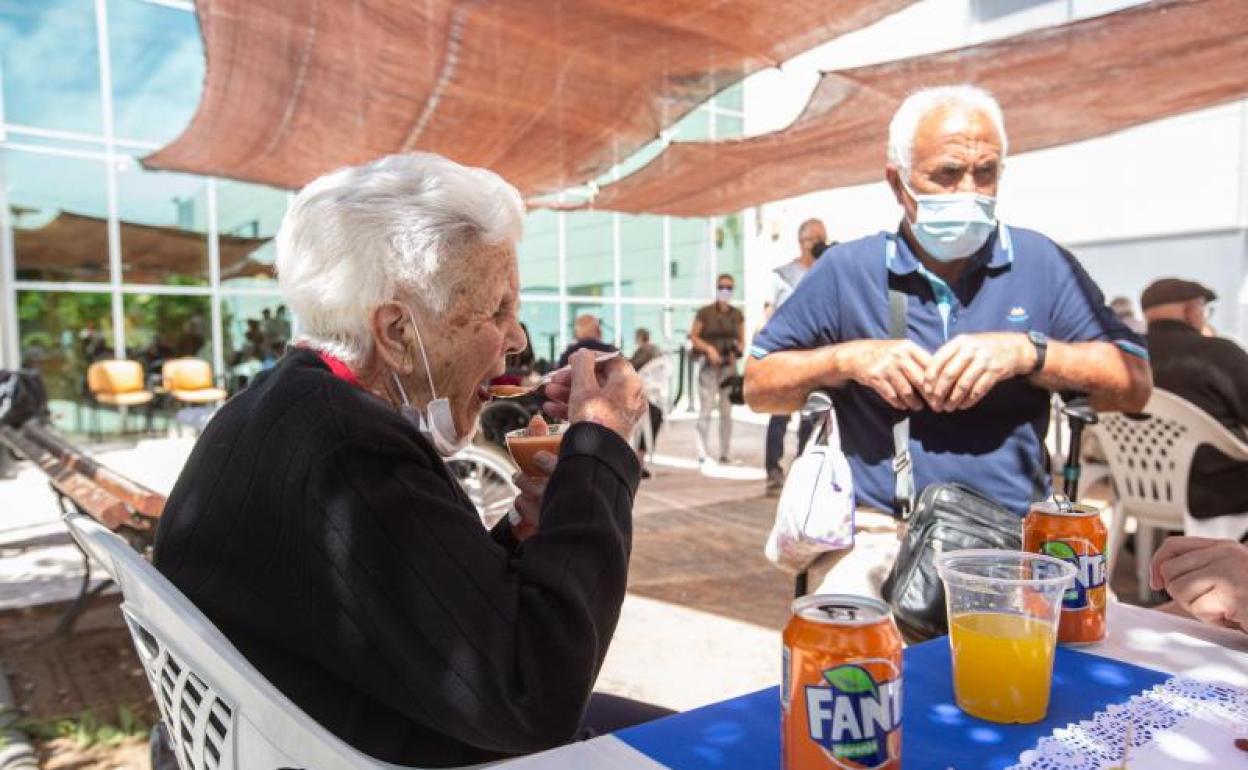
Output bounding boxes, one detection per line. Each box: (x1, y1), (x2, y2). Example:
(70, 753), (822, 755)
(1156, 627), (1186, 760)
(1143, 277), (1248, 520)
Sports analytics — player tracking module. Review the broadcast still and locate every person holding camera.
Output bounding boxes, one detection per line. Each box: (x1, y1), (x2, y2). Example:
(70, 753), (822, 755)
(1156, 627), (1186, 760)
(690, 273), (745, 464)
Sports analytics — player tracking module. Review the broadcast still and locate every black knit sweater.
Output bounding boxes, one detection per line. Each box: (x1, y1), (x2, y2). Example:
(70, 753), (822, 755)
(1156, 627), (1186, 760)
(154, 348), (639, 766)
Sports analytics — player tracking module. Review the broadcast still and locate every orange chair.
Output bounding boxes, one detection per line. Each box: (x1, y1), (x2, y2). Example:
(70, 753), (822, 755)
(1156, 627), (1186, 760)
(161, 358), (228, 406)
(86, 360), (155, 435)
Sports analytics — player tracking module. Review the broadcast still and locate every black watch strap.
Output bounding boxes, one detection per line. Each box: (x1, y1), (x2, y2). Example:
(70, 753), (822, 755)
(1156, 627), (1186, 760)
(1028, 330), (1048, 374)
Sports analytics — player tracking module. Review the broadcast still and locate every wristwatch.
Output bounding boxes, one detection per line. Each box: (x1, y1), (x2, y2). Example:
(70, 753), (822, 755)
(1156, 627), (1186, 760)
(1028, 330), (1049, 374)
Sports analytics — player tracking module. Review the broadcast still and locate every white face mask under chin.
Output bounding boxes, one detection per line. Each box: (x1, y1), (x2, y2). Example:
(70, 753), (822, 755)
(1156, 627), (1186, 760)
(391, 312), (474, 457)
(903, 180), (998, 263)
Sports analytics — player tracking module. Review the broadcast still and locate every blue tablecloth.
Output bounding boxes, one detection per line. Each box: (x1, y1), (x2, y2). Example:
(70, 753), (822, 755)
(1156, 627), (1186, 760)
(615, 638), (1169, 769)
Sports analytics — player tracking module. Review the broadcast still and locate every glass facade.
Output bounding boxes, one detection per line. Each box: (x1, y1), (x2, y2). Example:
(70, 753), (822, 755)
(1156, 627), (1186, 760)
(0, 0), (285, 434)
(524, 97), (745, 374)
(0, 0), (744, 433)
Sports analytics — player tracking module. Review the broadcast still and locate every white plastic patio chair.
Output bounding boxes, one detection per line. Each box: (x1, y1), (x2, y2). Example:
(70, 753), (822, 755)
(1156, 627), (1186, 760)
(632, 355), (674, 472)
(60, 511), (470, 770)
(1089, 389), (1248, 601)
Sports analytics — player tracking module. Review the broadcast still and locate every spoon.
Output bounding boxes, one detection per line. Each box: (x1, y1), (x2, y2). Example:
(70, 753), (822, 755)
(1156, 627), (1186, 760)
(488, 350), (621, 400)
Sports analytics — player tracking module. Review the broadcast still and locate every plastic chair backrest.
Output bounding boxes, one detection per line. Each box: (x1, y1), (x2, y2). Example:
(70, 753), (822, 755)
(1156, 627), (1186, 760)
(637, 356), (673, 413)
(87, 360), (145, 396)
(61, 512), (417, 770)
(1089, 388), (1248, 522)
(163, 358), (214, 392)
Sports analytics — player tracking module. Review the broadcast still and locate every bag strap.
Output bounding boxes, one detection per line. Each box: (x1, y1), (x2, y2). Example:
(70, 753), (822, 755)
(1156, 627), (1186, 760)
(888, 281), (915, 519)
(799, 390), (837, 452)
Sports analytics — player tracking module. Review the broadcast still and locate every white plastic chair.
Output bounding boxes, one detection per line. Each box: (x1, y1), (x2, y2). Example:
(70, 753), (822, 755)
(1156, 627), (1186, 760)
(60, 511), (467, 770)
(1089, 389), (1248, 601)
(632, 355), (674, 471)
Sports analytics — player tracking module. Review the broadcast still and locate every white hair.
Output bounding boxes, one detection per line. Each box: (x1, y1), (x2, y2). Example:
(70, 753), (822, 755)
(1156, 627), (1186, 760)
(276, 152), (524, 367)
(886, 85), (1009, 174)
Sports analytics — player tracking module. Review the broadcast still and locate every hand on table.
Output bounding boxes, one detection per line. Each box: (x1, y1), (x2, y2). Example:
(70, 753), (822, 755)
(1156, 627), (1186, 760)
(840, 338), (931, 411)
(923, 332), (1033, 412)
(541, 348), (646, 443)
(1150, 536), (1248, 632)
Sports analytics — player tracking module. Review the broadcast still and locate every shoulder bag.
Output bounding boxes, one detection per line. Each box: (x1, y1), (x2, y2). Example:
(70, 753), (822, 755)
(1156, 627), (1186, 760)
(878, 285), (1022, 641)
(765, 391), (856, 574)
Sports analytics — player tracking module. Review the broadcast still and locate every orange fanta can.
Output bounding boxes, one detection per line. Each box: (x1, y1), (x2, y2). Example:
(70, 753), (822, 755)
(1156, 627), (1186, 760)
(1023, 498), (1107, 644)
(782, 595), (903, 770)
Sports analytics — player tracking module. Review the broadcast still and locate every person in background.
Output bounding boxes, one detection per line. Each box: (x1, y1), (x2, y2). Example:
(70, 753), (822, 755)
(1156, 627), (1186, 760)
(630, 327), (665, 478)
(763, 218), (830, 495)
(745, 85), (1150, 598)
(690, 274), (746, 464)
(1142, 278), (1248, 526)
(180, 313), (208, 359)
(631, 327), (662, 371)
(243, 318), (266, 361)
(557, 314), (618, 369)
(274, 304), (292, 346)
(79, 321), (109, 362)
(1151, 536), (1247, 633)
(1110, 296), (1146, 335)
(262, 307), (287, 358)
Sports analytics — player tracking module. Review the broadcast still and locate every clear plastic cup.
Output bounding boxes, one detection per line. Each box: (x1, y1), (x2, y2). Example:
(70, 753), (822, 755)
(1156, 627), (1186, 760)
(504, 423), (568, 478)
(936, 549), (1076, 724)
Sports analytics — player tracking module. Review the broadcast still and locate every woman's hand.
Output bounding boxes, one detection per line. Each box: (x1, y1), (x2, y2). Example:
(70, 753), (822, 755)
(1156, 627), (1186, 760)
(543, 348), (646, 443)
(510, 450), (555, 541)
(1150, 536), (1248, 632)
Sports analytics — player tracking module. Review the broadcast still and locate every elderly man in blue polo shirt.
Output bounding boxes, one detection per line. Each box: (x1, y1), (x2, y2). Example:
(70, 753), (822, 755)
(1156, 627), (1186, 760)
(745, 85), (1151, 597)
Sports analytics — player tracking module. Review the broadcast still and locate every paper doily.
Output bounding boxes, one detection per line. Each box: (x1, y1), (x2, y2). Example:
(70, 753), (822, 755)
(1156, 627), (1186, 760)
(1008, 677), (1248, 770)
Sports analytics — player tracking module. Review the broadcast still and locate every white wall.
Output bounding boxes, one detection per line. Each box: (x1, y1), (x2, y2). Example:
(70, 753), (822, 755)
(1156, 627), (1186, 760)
(1070, 230), (1248, 343)
(740, 0), (1248, 343)
(1000, 103), (1248, 245)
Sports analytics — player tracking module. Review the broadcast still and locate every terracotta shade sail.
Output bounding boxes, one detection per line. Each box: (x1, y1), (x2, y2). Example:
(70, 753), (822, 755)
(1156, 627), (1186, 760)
(582, 0), (1248, 216)
(143, 0), (915, 196)
(14, 212), (272, 284)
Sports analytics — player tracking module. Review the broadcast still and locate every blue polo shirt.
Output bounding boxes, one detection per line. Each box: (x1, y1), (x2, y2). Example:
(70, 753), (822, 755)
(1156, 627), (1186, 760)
(750, 224), (1146, 516)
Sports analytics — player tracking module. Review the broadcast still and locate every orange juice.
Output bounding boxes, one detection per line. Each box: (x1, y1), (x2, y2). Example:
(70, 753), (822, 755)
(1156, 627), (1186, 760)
(949, 612), (1056, 723)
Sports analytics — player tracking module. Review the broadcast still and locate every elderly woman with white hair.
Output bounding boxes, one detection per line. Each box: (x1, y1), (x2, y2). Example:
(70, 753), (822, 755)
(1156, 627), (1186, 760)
(153, 153), (664, 766)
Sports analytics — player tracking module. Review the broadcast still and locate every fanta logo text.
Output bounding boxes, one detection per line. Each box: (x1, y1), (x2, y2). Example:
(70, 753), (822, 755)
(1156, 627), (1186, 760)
(805, 664), (900, 768)
(1041, 540), (1106, 609)
(1074, 554), (1106, 590)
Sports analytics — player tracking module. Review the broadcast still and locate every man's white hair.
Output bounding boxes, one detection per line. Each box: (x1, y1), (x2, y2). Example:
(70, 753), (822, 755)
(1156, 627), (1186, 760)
(886, 85), (1009, 175)
(276, 152), (524, 367)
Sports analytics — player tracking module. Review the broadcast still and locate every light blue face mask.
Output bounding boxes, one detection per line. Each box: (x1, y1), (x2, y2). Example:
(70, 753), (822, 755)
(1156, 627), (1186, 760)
(903, 181), (998, 262)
